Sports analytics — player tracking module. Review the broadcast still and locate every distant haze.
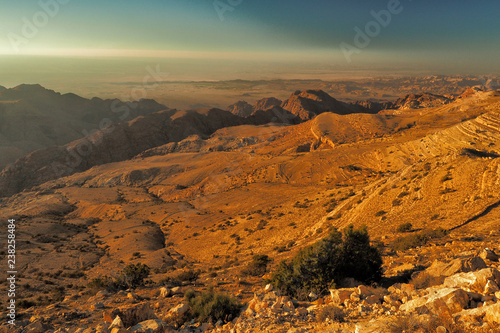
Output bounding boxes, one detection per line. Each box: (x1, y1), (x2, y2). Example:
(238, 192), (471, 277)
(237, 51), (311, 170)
(0, 1), (499, 94)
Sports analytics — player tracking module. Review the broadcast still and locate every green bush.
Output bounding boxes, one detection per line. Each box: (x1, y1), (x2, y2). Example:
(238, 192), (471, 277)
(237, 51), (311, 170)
(185, 287), (241, 323)
(115, 263), (150, 289)
(270, 225), (382, 298)
(396, 223), (412, 233)
(241, 254), (271, 277)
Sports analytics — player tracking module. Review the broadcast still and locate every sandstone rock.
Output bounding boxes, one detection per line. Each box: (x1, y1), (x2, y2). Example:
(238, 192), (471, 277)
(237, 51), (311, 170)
(110, 328), (128, 333)
(484, 302), (500, 324)
(358, 285), (374, 298)
(480, 248), (499, 262)
(169, 303), (189, 316)
(400, 288), (469, 315)
(444, 268), (500, 293)
(296, 307), (308, 316)
(111, 303), (158, 328)
(383, 295), (401, 308)
(330, 288), (354, 304)
(159, 287), (171, 298)
(454, 306), (487, 324)
(365, 295), (381, 305)
(96, 290), (110, 298)
(400, 283), (415, 297)
(425, 256), (487, 277)
(129, 319), (167, 333)
(170, 287), (182, 295)
(109, 316), (124, 330)
(436, 326), (447, 333)
(484, 280), (500, 294)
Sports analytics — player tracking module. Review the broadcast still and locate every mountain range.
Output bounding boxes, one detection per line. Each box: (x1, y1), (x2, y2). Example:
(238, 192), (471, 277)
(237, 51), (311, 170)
(1, 83), (500, 332)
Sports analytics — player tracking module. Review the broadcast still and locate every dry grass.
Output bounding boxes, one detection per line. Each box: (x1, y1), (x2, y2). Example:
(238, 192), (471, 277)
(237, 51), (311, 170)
(410, 272), (445, 289)
(386, 313), (472, 333)
(316, 305), (346, 323)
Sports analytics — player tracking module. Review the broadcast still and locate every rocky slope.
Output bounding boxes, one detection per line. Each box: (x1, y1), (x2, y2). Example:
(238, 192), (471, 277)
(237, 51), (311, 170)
(0, 84), (166, 170)
(1, 87), (500, 332)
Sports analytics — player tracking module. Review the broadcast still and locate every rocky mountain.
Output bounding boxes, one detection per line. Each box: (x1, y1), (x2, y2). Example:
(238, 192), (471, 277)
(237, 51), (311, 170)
(254, 97), (282, 111)
(1, 86), (500, 332)
(0, 105), (301, 198)
(0, 84), (167, 170)
(388, 93), (453, 110)
(226, 101), (253, 117)
(227, 97), (283, 117)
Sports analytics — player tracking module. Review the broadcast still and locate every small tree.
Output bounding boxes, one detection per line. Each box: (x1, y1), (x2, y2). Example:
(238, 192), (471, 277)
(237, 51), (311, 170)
(270, 225), (382, 298)
(115, 263), (150, 289)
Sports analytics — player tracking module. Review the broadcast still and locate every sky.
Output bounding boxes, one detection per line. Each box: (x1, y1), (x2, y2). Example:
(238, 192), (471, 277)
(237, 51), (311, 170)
(0, 0), (499, 88)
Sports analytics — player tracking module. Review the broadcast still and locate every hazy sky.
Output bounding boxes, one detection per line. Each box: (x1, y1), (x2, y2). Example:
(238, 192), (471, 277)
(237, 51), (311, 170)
(0, 0), (499, 87)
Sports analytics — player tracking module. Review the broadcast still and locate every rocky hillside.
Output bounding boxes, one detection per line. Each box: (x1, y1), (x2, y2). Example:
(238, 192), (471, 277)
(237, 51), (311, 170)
(1, 87), (500, 332)
(0, 84), (166, 170)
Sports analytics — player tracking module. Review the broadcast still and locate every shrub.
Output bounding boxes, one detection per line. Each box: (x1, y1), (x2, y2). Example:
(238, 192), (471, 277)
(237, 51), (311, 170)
(398, 191), (410, 198)
(270, 225), (382, 298)
(88, 276), (115, 291)
(185, 287), (241, 323)
(396, 223), (412, 233)
(316, 305), (346, 322)
(241, 254), (271, 277)
(387, 312), (468, 333)
(175, 269), (201, 283)
(441, 174), (453, 182)
(115, 263), (150, 289)
(17, 299), (36, 309)
(375, 210), (387, 217)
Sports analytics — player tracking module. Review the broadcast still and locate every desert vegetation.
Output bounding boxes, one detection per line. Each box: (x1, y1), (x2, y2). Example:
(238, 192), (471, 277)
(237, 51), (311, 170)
(270, 225), (382, 298)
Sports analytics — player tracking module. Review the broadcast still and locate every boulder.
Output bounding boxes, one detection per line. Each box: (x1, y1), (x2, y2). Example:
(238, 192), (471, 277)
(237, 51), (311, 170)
(358, 285), (374, 298)
(110, 329), (128, 333)
(169, 303), (189, 316)
(484, 280), (500, 294)
(296, 307), (309, 316)
(108, 316), (124, 330)
(111, 303), (158, 328)
(444, 268), (500, 293)
(480, 248), (499, 262)
(170, 286), (182, 295)
(400, 288), (469, 315)
(453, 307), (487, 324)
(129, 319), (168, 333)
(159, 287), (171, 298)
(365, 295), (381, 305)
(264, 284), (274, 292)
(425, 257), (487, 277)
(484, 302), (500, 324)
(436, 327), (447, 333)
